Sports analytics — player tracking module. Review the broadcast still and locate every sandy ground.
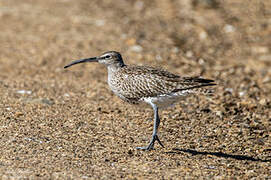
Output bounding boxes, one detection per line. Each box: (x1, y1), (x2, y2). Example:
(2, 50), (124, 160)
(0, 0), (270, 179)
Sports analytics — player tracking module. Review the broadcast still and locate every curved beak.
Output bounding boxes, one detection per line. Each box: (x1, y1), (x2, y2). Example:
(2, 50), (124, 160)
(64, 57), (98, 69)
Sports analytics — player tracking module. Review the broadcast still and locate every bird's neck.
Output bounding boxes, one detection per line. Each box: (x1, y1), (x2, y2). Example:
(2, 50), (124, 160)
(107, 62), (126, 74)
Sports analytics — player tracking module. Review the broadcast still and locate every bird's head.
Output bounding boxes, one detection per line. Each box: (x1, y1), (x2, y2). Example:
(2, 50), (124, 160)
(64, 51), (124, 69)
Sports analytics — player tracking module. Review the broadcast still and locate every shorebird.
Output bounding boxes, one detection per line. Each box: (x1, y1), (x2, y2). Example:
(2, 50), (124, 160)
(64, 51), (216, 150)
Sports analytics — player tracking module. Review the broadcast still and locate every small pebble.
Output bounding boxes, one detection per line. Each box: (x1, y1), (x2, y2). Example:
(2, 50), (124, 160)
(224, 24), (235, 33)
(225, 88), (233, 93)
(185, 51), (193, 58)
(216, 111), (223, 118)
(17, 90), (32, 95)
(239, 91), (246, 97)
(130, 45), (143, 52)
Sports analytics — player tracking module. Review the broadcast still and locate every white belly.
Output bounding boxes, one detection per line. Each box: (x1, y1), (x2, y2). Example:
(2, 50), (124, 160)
(141, 90), (192, 109)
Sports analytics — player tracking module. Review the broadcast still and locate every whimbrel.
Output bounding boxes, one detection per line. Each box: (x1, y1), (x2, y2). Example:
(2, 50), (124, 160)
(64, 51), (216, 150)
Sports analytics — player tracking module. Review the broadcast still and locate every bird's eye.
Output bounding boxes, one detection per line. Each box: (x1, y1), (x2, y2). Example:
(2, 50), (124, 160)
(105, 55), (111, 59)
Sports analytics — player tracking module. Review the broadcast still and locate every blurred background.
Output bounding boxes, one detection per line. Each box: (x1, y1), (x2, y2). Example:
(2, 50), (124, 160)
(0, 0), (270, 179)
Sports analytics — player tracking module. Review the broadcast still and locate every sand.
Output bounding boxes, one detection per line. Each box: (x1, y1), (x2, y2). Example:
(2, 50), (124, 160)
(0, 0), (270, 179)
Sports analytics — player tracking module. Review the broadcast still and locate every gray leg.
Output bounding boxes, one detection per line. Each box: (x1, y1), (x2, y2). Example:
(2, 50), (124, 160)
(136, 103), (164, 150)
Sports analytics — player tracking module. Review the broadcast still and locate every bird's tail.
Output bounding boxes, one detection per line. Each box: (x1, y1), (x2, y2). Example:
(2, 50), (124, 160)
(188, 77), (216, 95)
(172, 77), (216, 95)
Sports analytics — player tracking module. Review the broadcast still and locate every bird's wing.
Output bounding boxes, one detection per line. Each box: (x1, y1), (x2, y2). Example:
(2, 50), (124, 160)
(115, 66), (215, 100)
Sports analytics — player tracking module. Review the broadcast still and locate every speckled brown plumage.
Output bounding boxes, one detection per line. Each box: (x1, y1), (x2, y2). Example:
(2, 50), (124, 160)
(108, 65), (215, 105)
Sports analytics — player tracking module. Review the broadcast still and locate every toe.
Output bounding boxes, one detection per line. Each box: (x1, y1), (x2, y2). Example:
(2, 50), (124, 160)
(136, 144), (154, 150)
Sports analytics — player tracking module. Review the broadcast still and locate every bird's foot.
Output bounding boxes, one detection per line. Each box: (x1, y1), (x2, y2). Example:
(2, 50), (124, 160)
(136, 134), (164, 150)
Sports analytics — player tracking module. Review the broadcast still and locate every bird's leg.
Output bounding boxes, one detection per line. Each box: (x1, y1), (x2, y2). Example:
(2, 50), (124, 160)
(136, 104), (164, 150)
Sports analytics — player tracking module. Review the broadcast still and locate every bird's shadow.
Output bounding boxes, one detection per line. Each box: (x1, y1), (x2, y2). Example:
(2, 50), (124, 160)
(166, 148), (270, 162)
